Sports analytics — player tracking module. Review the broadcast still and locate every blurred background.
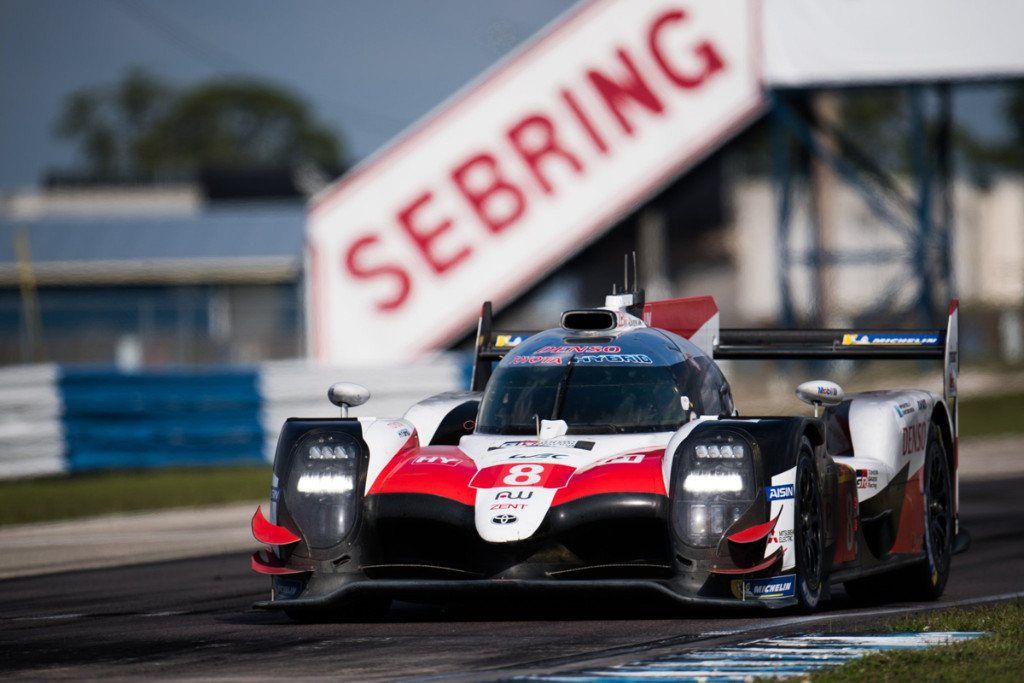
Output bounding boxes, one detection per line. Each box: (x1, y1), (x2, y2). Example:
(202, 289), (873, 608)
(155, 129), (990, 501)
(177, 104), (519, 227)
(0, 0), (1022, 517)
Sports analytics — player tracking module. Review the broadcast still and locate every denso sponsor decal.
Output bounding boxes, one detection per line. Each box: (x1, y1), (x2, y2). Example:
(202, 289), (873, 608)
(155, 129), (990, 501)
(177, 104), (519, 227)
(842, 333), (941, 346)
(766, 484), (794, 500)
(537, 345), (620, 354)
(902, 421), (927, 455)
(731, 574), (796, 600)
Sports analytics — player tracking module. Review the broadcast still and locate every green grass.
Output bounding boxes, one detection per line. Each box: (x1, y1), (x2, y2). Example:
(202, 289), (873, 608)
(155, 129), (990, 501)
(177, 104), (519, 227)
(959, 392), (1024, 438)
(812, 600), (1024, 682)
(0, 465), (271, 526)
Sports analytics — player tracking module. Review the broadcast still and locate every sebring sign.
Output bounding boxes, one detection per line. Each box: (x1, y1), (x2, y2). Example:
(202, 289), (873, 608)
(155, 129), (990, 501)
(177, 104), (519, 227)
(307, 0), (763, 363)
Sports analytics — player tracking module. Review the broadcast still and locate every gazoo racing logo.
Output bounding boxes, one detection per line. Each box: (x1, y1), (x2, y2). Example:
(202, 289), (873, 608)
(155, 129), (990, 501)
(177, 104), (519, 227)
(766, 484), (794, 501)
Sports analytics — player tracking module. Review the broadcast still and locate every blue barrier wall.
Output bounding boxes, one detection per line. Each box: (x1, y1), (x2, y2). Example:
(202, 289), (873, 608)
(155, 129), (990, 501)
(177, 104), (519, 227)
(0, 357), (467, 478)
(59, 367), (265, 471)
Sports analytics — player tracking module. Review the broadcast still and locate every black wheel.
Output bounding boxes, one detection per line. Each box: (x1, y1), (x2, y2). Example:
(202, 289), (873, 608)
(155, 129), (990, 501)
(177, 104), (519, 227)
(794, 439), (825, 611)
(844, 424), (953, 603)
(909, 425), (953, 599)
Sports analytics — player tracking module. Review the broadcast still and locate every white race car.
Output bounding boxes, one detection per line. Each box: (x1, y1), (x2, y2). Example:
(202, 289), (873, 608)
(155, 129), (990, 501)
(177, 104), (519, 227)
(251, 283), (965, 617)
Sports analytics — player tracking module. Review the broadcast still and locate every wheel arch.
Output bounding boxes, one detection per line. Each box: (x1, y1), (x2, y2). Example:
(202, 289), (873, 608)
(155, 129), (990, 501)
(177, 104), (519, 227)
(930, 400), (956, 483)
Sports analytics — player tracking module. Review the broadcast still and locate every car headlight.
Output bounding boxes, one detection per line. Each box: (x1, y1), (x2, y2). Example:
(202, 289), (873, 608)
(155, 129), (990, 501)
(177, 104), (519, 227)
(673, 431), (757, 548)
(283, 431), (361, 549)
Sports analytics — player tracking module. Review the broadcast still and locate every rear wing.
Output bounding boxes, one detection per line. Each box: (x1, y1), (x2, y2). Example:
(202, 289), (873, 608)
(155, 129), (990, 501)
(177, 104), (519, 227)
(644, 296), (959, 437)
(469, 302), (538, 392)
(472, 296), (960, 435)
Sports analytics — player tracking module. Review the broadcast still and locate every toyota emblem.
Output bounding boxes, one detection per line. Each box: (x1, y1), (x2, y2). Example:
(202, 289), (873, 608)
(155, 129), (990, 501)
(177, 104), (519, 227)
(491, 514), (518, 525)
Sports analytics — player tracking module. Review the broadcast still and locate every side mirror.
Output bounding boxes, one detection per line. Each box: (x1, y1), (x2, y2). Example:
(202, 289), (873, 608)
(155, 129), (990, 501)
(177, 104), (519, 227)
(796, 380), (844, 417)
(328, 382), (370, 417)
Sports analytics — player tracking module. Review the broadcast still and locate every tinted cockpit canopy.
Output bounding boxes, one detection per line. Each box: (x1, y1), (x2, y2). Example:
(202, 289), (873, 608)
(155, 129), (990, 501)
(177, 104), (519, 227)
(475, 327), (731, 435)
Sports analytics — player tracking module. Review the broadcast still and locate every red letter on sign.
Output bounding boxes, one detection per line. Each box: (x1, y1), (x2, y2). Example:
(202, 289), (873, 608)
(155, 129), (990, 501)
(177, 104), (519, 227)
(648, 10), (726, 89)
(587, 48), (664, 136)
(344, 234), (412, 313)
(451, 152), (526, 234)
(507, 113), (584, 195)
(397, 190), (471, 275)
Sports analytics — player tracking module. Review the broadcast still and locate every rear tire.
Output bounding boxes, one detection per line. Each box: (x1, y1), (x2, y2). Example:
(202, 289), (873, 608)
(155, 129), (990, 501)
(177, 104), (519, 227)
(844, 424), (952, 603)
(794, 439), (825, 611)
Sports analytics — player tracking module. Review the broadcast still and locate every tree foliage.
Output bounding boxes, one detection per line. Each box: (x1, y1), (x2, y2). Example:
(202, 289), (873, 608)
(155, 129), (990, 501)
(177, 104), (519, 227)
(55, 68), (342, 179)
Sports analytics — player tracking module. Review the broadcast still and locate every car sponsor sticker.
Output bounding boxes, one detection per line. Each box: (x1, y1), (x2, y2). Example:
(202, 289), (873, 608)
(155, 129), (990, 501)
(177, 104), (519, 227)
(495, 334), (526, 348)
(856, 468), (879, 489)
(731, 574), (796, 600)
(512, 355), (564, 365)
(595, 453), (647, 466)
(537, 345), (620, 354)
(575, 353), (653, 365)
(766, 484), (794, 501)
(494, 490), (533, 500)
(842, 333), (941, 346)
(412, 455), (463, 466)
(902, 422), (928, 455)
(273, 577), (303, 600)
(470, 462), (575, 489)
(488, 439), (595, 451)
(894, 401), (915, 417)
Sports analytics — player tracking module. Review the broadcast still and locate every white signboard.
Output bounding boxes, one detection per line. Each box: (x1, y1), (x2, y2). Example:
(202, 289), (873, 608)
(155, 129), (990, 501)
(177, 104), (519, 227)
(307, 0), (763, 363)
(763, 0), (1024, 87)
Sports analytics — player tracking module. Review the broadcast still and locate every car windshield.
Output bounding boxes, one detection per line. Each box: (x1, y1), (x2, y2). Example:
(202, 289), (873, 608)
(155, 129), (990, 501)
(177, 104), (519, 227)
(476, 362), (686, 435)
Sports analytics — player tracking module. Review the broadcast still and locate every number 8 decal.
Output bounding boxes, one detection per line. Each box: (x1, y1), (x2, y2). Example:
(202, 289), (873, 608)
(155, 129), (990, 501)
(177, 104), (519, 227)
(503, 464), (544, 486)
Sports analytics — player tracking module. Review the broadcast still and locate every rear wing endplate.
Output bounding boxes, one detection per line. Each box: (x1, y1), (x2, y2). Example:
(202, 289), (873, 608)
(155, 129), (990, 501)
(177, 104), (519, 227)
(469, 302), (538, 392)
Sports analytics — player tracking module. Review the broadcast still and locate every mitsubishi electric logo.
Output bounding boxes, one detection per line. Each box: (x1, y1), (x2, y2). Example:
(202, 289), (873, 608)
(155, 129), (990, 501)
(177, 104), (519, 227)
(491, 514), (518, 525)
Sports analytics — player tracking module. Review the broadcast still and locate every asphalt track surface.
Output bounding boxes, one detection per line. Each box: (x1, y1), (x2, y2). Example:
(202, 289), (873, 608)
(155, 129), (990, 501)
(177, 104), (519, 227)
(3, 476), (1023, 681)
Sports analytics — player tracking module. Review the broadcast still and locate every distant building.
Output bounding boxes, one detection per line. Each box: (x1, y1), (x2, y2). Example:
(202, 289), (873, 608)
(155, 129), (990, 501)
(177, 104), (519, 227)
(0, 182), (306, 366)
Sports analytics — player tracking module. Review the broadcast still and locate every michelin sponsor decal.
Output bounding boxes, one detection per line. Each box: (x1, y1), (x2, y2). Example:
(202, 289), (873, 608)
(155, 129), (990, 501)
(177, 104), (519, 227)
(766, 484), (794, 501)
(731, 574), (796, 600)
(842, 333), (940, 346)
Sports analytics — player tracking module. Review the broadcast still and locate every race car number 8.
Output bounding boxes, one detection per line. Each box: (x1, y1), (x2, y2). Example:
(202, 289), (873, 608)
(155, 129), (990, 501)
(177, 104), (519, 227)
(469, 463), (575, 489)
(503, 464), (544, 486)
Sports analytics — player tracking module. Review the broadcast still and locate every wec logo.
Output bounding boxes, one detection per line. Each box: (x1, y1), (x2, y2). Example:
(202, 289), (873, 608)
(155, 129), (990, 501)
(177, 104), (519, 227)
(766, 484), (794, 500)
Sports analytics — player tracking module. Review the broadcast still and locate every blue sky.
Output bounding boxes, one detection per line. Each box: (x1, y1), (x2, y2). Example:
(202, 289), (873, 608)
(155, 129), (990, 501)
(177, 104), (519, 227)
(0, 0), (1011, 191)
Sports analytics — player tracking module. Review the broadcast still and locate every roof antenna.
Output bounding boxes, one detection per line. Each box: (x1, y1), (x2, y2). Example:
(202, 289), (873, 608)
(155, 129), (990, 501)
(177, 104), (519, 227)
(631, 251), (639, 293)
(623, 253), (630, 294)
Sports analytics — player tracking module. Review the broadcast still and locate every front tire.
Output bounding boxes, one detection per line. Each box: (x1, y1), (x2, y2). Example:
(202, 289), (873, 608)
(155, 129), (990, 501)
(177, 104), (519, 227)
(794, 439), (826, 611)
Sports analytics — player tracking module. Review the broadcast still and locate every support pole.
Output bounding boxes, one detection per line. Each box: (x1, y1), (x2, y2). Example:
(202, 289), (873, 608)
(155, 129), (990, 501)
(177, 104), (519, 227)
(771, 93), (796, 326)
(909, 86), (936, 325)
(935, 83), (955, 303)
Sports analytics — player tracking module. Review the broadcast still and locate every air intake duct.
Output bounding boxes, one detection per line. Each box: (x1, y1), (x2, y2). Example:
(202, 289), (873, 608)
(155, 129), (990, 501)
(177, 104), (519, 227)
(561, 309), (616, 332)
